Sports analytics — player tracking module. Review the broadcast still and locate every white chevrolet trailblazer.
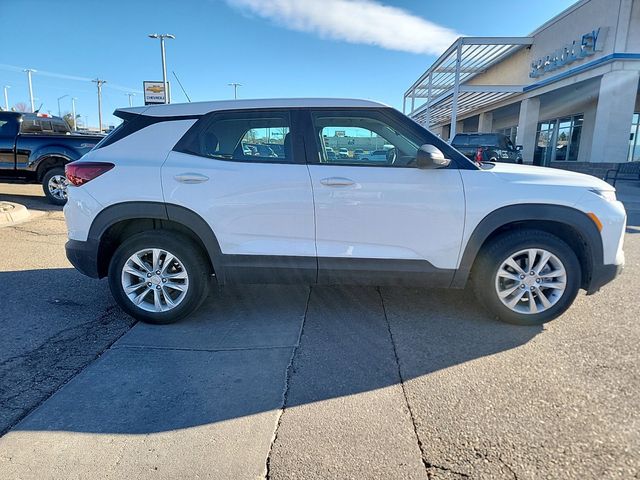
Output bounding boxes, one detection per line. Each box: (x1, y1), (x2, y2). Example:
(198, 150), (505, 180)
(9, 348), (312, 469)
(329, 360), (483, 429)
(63, 99), (626, 325)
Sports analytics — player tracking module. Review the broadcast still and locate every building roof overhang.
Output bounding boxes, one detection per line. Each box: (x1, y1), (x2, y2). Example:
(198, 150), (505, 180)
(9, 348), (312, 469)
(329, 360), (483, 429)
(404, 36), (534, 134)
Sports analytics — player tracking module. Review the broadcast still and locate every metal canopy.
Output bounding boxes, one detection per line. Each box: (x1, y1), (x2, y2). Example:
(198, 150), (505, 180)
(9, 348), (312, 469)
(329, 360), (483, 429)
(403, 36), (533, 138)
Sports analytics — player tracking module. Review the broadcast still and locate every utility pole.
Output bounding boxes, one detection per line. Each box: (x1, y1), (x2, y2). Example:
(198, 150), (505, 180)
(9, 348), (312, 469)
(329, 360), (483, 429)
(23, 69), (36, 112)
(57, 94), (69, 117)
(228, 82), (242, 99)
(126, 93), (135, 107)
(71, 97), (78, 131)
(3, 86), (9, 111)
(92, 78), (106, 133)
(148, 34), (175, 104)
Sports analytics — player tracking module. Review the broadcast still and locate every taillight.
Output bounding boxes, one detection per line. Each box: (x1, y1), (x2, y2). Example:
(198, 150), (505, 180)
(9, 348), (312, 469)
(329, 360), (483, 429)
(65, 162), (114, 186)
(475, 147), (484, 164)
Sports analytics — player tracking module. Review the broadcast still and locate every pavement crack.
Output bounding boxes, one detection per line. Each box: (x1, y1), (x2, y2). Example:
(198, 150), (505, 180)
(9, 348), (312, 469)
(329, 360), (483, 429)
(0, 305), (135, 437)
(264, 286), (311, 480)
(377, 287), (470, 480)
(424, 462), (470, 479)
(498, 455), (518, 480)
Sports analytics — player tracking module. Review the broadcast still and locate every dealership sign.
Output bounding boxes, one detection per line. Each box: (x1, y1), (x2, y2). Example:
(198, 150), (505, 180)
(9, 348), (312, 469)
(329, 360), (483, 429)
(143, 81), (168, 105)
(529, 27), (606, 78)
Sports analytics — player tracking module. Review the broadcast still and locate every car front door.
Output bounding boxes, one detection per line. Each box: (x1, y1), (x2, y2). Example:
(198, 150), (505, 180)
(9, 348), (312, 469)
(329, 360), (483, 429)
(304, 108), (466, 286)
(163, 109), (316, 284)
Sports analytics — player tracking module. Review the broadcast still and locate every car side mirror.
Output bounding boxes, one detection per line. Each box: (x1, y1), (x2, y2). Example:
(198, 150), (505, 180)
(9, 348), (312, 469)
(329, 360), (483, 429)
(416, 144), (451, 169)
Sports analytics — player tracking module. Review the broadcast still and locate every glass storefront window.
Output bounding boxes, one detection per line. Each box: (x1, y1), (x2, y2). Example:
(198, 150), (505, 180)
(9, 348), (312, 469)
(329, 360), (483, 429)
(534, 115), (583, 166)
(628, 113), (640, 162)
(496, 126), (518, 144)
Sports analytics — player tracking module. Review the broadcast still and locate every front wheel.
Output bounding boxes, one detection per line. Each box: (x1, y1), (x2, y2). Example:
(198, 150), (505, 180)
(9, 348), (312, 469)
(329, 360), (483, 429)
(42, 167), (68, 205)
(108, 231), (210, 324)
(472, 230), (581, 326)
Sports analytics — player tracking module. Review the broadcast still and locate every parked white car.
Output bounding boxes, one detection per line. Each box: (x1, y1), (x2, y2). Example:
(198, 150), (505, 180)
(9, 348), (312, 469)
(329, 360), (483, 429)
(359, 149), (390, 163)
(64, 98), (626, 325)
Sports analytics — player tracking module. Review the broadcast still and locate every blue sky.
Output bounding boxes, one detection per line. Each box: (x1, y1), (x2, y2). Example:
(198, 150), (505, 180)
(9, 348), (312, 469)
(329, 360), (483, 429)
(1, 0), (575, 127)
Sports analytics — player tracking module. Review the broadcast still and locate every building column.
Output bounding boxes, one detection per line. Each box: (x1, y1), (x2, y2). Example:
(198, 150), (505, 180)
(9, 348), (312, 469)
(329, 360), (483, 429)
(516, 97), (540, 164)
(478, 112), (493, 132)
(590, 70), (639, 164)
(431, 125), (444, 138)
(455, 120), (464, 135)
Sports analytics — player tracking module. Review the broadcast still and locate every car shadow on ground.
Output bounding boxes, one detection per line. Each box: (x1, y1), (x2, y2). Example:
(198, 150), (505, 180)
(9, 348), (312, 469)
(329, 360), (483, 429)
(2, 268), (542, 435)
(0, 191), (62, 213)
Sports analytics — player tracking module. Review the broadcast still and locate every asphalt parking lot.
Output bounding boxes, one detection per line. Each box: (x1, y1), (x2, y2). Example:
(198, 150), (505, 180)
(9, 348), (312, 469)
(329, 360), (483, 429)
(0, 183), (639, 479)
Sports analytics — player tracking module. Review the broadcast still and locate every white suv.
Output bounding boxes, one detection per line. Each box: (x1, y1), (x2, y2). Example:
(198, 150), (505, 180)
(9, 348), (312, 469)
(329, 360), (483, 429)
(63, 99), (626, 325)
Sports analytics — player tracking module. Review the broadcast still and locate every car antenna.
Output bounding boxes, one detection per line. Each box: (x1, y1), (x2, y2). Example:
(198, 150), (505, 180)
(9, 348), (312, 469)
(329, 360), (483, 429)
(172, 71), (191, 103)
(34, 102), (43, 114)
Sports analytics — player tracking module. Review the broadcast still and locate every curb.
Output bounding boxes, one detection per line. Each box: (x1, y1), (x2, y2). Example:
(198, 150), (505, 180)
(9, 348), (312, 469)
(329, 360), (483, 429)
(0, 202), (30, 227)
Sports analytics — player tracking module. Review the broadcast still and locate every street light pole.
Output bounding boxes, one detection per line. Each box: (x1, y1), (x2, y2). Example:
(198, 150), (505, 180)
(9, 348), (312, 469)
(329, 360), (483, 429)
(3, 86), (10, 111)
(228, 82), (242, 99)
(23, 69), (36, 112)
(92, 78), (106, 133)
(126, 93), (135, 107)
(148, 33), (175, 104)
(71, 97), (78, 131)
(57, 94), (69, 117)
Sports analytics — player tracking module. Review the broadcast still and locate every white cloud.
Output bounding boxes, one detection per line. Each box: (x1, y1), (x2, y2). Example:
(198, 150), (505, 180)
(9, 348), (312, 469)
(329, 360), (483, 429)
(225, 0), (461, 55)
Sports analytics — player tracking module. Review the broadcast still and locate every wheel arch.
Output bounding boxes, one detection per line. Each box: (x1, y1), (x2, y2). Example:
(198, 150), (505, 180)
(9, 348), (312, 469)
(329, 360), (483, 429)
(88, 202), (224, 281)
(36, 154), (73, 181)
(452, 204), (603, 290)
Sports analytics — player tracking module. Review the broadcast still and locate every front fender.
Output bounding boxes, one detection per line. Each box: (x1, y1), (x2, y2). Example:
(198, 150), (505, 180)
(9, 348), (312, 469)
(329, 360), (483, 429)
(451, 204), (603, 288)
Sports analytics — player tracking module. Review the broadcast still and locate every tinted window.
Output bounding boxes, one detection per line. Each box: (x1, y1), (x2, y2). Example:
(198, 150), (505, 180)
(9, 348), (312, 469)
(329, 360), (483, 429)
(176, 111), (294, 163)
(452, 134), (498, 147)
(20, 118), (42, 133)
(53, 121), (70, 133)
(311, 110), (436, 168)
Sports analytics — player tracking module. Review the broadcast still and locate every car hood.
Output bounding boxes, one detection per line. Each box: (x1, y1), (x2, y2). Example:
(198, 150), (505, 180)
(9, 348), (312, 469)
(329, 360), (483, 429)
(484, 162), (613, 190)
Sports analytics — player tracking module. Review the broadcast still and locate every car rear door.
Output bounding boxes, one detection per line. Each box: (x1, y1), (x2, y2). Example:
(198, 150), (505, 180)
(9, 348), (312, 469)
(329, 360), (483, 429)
(162, 109), (316, 284)
(303, 108), (466, 286)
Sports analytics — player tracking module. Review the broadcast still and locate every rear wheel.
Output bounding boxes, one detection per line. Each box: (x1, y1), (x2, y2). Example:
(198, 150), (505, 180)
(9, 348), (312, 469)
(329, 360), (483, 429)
(472, 230), (581, 325)
(108, 231), (210, 324)
(42, 167), (68, 205)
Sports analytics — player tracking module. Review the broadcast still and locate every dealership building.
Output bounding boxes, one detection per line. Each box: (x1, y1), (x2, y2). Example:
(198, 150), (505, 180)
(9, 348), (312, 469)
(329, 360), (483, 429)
(403, 0), (640, 176)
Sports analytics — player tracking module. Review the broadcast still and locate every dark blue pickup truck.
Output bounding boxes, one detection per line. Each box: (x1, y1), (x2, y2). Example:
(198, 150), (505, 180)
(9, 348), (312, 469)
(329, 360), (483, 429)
(0, 112), (104, 204)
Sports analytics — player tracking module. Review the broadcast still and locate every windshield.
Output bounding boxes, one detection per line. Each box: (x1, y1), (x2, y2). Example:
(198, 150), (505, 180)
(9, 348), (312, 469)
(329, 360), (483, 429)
(452, 134), (497, 147)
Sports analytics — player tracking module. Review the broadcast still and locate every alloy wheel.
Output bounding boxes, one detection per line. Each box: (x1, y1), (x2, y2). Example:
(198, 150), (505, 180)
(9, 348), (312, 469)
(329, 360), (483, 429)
(121, 248), (189, 313)
(48, 174), (68, 200)
(494, 248), (567, 315)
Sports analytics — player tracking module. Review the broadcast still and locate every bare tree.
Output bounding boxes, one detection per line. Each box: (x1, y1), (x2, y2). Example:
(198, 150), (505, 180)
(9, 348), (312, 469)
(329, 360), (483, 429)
(14, 102), (29, 112)
(62, 112), (76, 130)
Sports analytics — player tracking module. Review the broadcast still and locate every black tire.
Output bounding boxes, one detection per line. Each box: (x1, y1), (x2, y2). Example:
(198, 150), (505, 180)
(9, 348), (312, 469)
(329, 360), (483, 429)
(472, 229), (581, 326)
(42, 167), (68, 206)
(108, 231), (210, 324)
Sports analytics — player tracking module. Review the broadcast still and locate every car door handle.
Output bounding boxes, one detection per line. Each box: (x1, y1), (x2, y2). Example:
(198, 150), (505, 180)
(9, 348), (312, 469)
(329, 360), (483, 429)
(320, 177), (355, 187)
(174, 173), (209, 184)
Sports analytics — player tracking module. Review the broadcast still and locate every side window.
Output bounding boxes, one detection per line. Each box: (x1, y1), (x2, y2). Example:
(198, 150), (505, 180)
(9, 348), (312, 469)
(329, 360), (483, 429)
(40, 120), (53, 132)
(53, 121), (70, 134)
(20, 119), (42, 133)
(311, 111), (422, 167)
(175, 111), (293, 163)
